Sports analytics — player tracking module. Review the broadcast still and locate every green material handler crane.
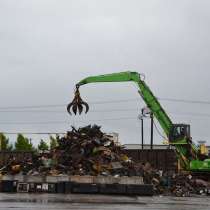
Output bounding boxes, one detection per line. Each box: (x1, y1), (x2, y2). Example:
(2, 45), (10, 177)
(67, 71), (210, 172)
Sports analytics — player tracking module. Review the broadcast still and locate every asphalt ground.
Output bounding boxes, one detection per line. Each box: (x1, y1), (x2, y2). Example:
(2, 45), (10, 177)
(0, 193), (209, 210)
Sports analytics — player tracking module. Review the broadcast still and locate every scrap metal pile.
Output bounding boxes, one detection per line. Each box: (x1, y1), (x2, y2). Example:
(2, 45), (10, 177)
(1, 124), (210, 196)
(150, 171), (210, 196)
(0, 125), (141, 177)
(54, 125), (140, 176)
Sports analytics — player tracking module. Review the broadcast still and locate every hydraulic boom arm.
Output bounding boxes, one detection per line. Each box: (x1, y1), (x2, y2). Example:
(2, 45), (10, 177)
(76, 72), (173, 136)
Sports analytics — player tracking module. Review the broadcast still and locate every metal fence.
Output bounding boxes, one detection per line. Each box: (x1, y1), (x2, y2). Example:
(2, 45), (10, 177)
(125, 149), (177, 171)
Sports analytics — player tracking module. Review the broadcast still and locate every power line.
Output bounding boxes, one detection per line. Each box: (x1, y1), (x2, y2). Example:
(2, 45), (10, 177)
(170, 112), (210, 118)
(0, 108), (139, 113)
(2, 132), (65, 135)
(0, 121), (69, 125)
(159, 97), (210, 105)
(1, 108), (210, 120)
(153, 120), (167, 139)
(0, 97), (209, 110)
(0, 104), (65, 110)
(89, 98), (139, 104)
(0, 99), (140, 110)
(0, 117), (137, 125)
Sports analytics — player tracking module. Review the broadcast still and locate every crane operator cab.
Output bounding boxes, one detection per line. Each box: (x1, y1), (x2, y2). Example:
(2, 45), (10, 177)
(169, 124), (191, 143)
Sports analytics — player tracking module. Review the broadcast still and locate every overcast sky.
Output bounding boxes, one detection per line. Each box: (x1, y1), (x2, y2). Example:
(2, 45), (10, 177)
(0, 0), (210, 146)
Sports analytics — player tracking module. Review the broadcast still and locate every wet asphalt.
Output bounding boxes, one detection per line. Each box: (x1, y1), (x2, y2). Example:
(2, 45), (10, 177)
(0, 193), (209, 210)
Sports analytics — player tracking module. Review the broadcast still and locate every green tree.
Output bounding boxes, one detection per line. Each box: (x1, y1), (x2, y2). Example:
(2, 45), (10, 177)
(50, 135), (58, 150)
(38, 139), (49, 151)
(15, 134), (34, 151)
(0, 133), (13, 151)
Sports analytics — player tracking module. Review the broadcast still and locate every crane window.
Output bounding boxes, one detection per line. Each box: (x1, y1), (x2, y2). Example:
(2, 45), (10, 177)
(170, 124), (190, 141)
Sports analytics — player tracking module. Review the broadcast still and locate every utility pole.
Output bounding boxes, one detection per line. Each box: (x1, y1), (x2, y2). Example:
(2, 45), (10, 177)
(150, 113), (154, 150)
(141, 109), (144, 150)
(0, 133), (2, 151)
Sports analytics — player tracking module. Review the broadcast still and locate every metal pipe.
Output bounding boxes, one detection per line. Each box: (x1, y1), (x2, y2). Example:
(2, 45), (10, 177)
(150, 113), (154, 150)
(141, 109), (144, 150)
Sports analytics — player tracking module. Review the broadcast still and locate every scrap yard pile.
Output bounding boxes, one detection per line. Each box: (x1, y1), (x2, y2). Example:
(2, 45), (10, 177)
(1, 125), (141, 177)
(1, 124), (210, 196)
(53, 125), (140, 176)
(152, 173), (210, 196)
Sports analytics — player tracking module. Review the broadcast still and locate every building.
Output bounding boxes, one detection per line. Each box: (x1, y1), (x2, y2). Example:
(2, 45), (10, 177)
(123, 144), (172, 150)
(124, 144), (210, 155)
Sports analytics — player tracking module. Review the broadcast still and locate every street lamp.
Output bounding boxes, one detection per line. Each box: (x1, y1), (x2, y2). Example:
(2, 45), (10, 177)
(138, 107), (154, 150)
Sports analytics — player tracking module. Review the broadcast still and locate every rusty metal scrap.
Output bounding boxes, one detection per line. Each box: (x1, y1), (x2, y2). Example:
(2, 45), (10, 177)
(147, 171), (210, 197)
(0, 125), (140, 177)
(54, 125), (138, 176)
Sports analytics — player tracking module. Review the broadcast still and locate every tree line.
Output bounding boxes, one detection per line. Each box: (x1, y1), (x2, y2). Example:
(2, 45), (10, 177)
(0, 133), (58, 152)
